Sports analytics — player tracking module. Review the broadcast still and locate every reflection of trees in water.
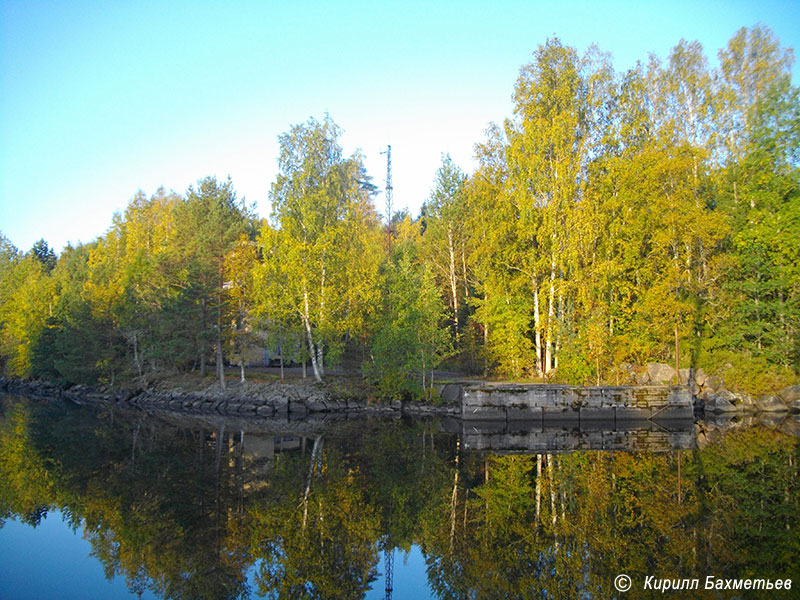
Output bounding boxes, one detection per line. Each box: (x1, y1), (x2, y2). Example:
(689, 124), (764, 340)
(249, 438), (380, 600)
(0, 398), (458, 599)
(0, 397), (252, 599)
(424, 432), (799, 599)
(1, 396), (798, 600)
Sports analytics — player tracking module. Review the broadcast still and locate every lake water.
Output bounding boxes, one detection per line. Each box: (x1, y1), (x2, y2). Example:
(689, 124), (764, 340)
(1, 394), (797, 599)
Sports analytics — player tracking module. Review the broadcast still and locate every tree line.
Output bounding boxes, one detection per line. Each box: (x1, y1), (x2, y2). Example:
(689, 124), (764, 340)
(1, 25), (798, 397)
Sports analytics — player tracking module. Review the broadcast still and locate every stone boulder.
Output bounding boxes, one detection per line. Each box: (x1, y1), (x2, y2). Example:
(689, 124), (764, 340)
(735, 392), (757, 414)
(288, 402), (308, 416)
(646, 363), (676, 385)
(779, 415), (800, 437)
(778, 385), (800, 408)
(756, 394), (788, 413)
(439, 383), (463, 404)
(716, 389), (756, 414)
(256, 405), (274, 417)
(694, 368), (708, 387)
(758, 412), (784, 429)
(306, 397), (328, 412)
(703, 375), (724, 393)
(704, 393), (738, 413)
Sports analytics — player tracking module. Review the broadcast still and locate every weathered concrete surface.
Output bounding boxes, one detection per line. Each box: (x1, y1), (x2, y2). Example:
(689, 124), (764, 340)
(460, 383), (693, 422)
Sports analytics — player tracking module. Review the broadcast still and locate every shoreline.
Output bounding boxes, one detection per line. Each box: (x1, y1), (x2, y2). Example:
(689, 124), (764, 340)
(2, 374), (798, 421)
(0, 376), (461, 418)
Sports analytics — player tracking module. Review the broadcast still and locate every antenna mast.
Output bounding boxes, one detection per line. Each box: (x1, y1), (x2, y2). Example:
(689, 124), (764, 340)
(384, 546), (394, 600)
(380, 145), (393, 223)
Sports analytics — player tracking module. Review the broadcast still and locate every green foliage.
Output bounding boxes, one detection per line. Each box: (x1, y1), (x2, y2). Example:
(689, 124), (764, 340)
(0, 253), (56, 377)
(29, 239), (57, 272)
(0, 400), (54, 525)
(364, 238), (452, 399)
(697, 350), (797, 396)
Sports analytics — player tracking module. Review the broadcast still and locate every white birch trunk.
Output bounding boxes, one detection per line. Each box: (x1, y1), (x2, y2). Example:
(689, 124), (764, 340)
(547, 453), (557, 528)
(302, 435), (323, 531)
(535, 454), (542, 528)
(303, 285), (323, 383)
(449, 438), (460, 553)
(532, 269), (543, 377)
(448, 228), (459, 341)
(555, 280), (564, 371)
(545, 251), (556, 375)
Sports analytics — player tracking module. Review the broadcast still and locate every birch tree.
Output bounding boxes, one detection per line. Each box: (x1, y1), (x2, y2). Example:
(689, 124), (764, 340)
(421, 155), (469, 346)
(255, 116), (382, 383)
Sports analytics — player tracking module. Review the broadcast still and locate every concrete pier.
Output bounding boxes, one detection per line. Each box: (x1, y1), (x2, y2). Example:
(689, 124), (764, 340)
(451, 383), (693, 422)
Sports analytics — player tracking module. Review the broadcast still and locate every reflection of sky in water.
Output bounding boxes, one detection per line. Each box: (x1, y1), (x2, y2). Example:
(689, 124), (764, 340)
(0, 510), (158, 600)
(1, 511), (434, 600)
(365, 547), (432, 600)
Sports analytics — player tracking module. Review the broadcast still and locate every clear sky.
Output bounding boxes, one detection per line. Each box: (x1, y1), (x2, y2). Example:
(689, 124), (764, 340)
(2, 0), (799, 253)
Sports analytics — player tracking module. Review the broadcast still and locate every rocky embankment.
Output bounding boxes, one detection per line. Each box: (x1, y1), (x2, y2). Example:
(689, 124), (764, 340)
(0, 376), (460, 418)
(3, 366), (798, 419)
(624, 362), (800, 415)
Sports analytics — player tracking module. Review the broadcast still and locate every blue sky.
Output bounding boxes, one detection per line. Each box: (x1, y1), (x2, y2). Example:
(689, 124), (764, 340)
(2, 0), (799, 253)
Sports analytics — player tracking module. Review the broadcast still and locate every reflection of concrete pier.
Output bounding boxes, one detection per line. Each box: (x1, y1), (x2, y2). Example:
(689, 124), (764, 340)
(455, 383), (693, 422)
(442, 418), (695, 454)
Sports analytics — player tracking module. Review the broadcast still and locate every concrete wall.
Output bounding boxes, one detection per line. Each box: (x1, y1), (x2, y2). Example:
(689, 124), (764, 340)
(461, 383), (693, 422)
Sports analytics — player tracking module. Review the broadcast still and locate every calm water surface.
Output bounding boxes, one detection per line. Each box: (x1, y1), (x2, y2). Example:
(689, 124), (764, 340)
(1, 395), (797, 599)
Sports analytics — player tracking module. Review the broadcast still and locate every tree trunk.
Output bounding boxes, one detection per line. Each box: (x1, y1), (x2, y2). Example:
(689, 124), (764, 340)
(303, 286), (323, 382)
(132, 331), (142, 377)
(217, 264), (226, 390)
(461, 241), (469, 299)
(484, 290), (490, 377)
(238, 325), (245, 383)
(305, 324), (322, 383)
(448, 228), (460, 342)
(421, 348), (426, 392)
(318, 255), (326, 376)
(555, 279), (563, 371)
(316, 341), (324, 377)
(547, 454), (557, 528)
(535, 454), (542, 529)
(545, 251), (556, 375)
(532, 269), (543, 377)
(302, 435), (323, 531)
(449, 438), (460, 553)
(200, 298), (207, 378)
(216, 326), (225, 391)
